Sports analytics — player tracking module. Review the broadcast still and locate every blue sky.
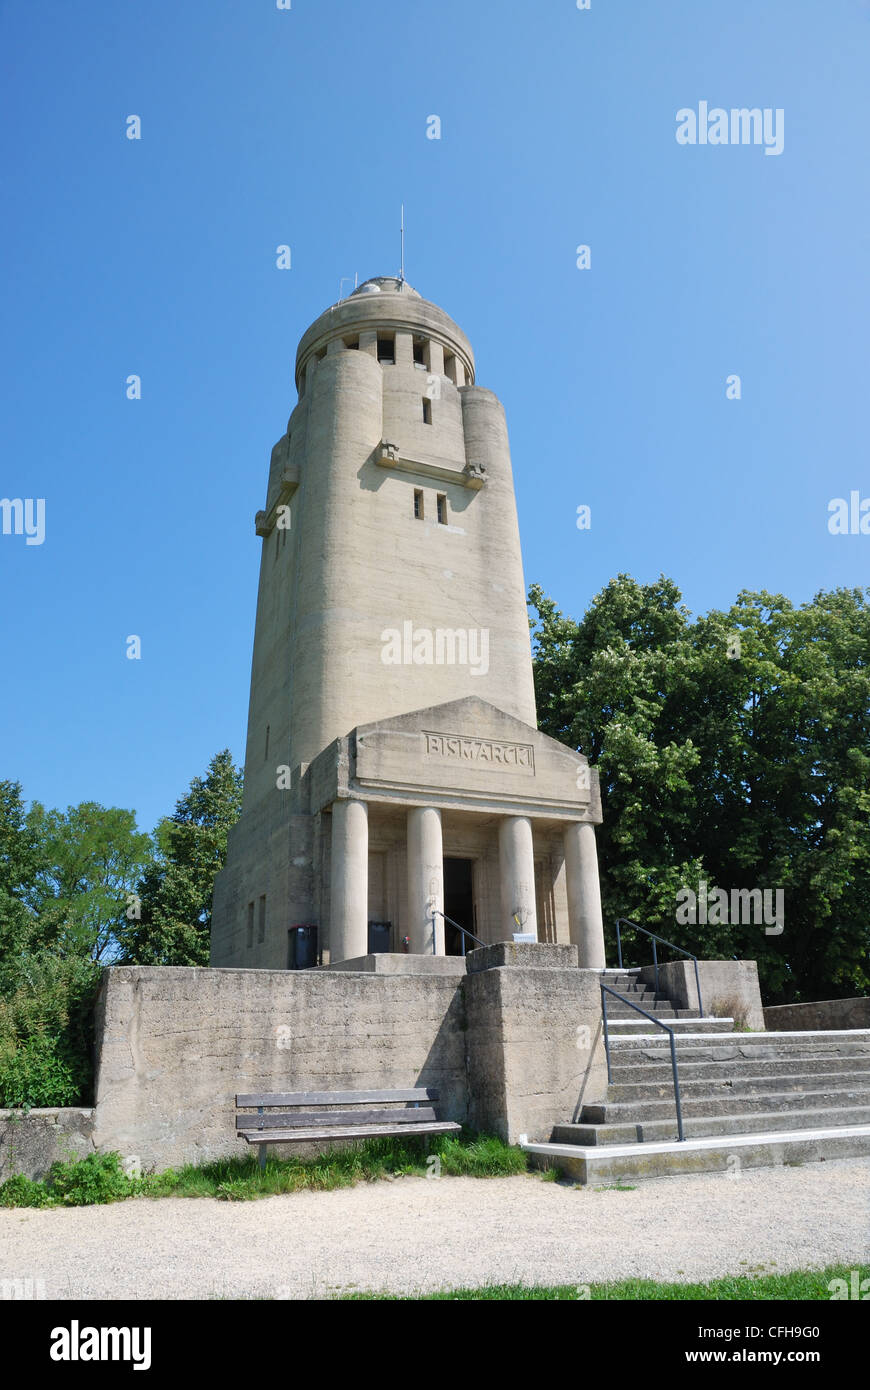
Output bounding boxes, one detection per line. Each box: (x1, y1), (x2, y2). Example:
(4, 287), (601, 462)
(1, 0), (868, 835)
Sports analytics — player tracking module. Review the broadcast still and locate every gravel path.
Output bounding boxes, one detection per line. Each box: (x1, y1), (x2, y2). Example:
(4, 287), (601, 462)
(2, 1159), (869, 1300)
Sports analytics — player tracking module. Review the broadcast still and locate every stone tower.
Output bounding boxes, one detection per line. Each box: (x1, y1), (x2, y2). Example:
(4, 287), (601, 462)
(210, 277), (605, 969)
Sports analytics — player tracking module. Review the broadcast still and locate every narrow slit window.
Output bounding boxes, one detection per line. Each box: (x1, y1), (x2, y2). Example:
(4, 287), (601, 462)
(444, 352), (456, 384)
(413, 338), (426, 366)
(436, 494), (447, 525)
(414, 489), (424, 520)
(265, 725), (270, 760)
(257, 895), (266, 944)
(246, 901), (254, 949)
(422, 398), (432, 425)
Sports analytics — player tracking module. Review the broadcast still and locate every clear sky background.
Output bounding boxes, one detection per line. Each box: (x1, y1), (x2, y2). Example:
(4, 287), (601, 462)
(1, 0), (868, 835)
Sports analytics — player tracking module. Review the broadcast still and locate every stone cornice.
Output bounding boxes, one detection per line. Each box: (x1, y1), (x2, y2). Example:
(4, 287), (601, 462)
(375, 440), (486, 490)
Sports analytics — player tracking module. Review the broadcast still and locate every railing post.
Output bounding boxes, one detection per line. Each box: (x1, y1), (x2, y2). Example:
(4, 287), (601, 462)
(669, 1031), (685, 1141)
(600, 985), (612, 1083)
(694, 958), (703, 1017)
(616, 921), (623, 969)
(653, 937), (659, 998)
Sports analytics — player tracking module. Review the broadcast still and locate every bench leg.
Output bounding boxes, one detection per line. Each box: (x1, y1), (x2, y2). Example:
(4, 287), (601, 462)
(259, 1145), (267, 1173)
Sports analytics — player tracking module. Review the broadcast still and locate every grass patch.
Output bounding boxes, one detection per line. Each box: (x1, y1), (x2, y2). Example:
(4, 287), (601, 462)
(0, 1132), (528, 1207)
(341, 1264), (870, 1301)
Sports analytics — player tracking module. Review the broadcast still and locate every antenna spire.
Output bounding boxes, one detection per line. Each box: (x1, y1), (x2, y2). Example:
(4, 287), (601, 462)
(400, 203), (405, 283)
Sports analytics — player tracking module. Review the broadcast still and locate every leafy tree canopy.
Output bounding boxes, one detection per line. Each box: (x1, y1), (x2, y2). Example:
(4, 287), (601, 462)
(530, 576), (870, 1003)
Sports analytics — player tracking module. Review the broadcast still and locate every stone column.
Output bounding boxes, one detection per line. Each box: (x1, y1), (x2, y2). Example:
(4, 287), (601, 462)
(330, 799), (368, 963)
(406, 807), (445, 955)
(564, 821), (606, 968)
(498, 816), (538, 940)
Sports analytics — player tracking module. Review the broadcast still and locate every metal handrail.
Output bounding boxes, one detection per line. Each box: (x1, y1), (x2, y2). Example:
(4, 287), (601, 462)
(615, 918), (703, 1017)
(600, 983), (685, 1142)
(429, 909), (486, 957)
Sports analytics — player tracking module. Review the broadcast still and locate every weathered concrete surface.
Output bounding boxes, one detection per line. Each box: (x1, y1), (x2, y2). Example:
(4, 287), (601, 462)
(466, 941), (578, 973)
(91, 967), (467, 1172)
(0, 1108), (94, 1180)
(641, 959), (765, 1031)
(466, 959), (607, 1144)
(321, 954), (467, 975)
(764, 998), (870, 1032)
(87, 950), (614, 1169)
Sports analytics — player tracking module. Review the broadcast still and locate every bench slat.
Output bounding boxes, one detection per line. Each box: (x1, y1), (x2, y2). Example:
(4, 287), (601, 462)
(236, 1089), (439, 1108)
(237, 1107), (438, 1131)
(238, 1121), (462, 1145)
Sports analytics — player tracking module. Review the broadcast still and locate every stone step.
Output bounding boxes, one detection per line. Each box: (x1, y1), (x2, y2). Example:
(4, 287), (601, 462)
(609, 1054), (870, 1085)
(582, 1084), (870, 1125)
(522, 1124), (870, 1184)
(553, 1102), (870, 1146)
(608, 1063), (870, 1099)
(604, 1015), (705, 1026)
(604, 1007), (680, 1020)
(608, 1029), (870, 1060)
(606, 1017), (735, 1035)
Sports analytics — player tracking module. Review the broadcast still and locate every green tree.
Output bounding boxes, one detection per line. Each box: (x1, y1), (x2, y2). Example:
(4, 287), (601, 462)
(0, 780), (43, 993)
(530, 576), (870, 1003)
(118, 750), (243, 966)
(24, 802), (151, 964)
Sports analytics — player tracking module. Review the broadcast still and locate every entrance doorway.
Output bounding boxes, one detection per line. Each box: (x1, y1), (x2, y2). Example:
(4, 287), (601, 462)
(443, 857), (475, 955)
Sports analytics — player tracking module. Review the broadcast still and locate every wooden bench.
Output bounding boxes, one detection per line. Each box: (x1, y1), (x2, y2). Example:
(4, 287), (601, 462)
(235, 1088), (462, 1169)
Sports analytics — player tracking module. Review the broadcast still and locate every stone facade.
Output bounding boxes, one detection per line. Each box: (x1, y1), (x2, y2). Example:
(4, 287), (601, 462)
(211, 277), (606, 970)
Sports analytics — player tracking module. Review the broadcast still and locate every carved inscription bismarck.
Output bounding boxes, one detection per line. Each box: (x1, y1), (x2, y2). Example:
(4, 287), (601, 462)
(423, 732), (535, 775)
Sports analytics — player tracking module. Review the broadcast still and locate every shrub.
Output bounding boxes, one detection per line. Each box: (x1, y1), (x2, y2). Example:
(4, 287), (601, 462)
(46, 1151), (140, 1206)
(0, 955), (102, 1107)
(0, 1033), (84, 1108)
(0, 1172), (53, 1208)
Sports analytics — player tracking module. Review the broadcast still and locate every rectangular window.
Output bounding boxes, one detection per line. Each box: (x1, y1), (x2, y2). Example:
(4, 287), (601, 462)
(414, 489), (424, 520)
(377, 334), (395, 363)
(422, 398), (432, 425)
(444, 352), (456, 384)
(343, 334), (359, 349)
(246, 902), (254, 949)
(413, 338), (426, 366)
(257, 895), (266, 944)
(436, 494), (447, 525)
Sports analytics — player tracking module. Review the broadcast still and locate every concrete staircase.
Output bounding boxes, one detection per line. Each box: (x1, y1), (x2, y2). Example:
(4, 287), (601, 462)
(523, 968), (870, 1183)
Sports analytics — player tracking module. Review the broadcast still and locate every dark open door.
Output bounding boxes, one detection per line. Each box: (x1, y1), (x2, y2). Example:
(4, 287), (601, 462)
(443, 858), (474, 955)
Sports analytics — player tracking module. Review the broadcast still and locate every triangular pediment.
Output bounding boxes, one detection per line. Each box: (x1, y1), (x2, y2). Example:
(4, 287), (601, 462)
(349, 697), (599, 820)
(354, 696), (589, 766)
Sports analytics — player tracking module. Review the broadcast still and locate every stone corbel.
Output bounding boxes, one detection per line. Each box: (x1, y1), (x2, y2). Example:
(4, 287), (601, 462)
(255, 464), (301, 537)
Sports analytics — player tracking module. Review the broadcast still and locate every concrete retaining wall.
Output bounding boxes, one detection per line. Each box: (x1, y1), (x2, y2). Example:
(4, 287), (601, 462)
(764, 998), (870, 1032)
(91, 966), (468, 1172)
(0, 1108), (95, 1181)
(640, 959), (765, 1031)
